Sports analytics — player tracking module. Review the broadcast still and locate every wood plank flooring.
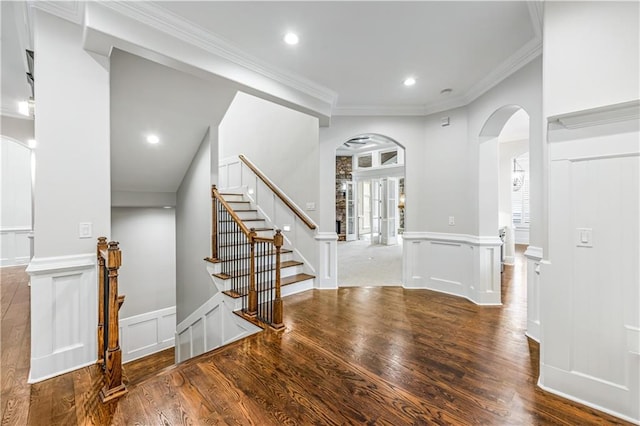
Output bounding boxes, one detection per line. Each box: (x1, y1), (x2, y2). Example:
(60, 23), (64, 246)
(1, 250), (633, 425)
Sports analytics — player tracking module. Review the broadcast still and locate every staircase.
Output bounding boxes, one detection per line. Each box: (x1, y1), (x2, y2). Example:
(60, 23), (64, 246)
(208, 189), (315, 326)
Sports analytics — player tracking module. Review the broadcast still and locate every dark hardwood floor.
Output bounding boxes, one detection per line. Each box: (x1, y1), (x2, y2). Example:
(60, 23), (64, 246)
(1, 249), (633, 425)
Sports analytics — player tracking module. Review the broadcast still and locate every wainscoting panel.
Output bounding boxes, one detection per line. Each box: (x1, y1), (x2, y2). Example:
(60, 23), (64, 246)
(403, 233), (502, 305)
(524, 246), (543, 342)
(541, 114), (639, 423)
(119, 306), (176, 363)
(176, 292), (261, 363)
(1, 227), (32, 267)
(27, 254), (97, 383)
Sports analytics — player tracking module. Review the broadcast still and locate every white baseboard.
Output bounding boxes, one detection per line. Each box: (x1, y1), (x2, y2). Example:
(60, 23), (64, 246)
(120, 306), (176, 363)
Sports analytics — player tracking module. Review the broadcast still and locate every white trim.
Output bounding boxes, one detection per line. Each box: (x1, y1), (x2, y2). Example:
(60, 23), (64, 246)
(26, 253), (95, 275)
(315, 232), (338, 241)
(30, 0), (85, 25)
(524, 245), (543, 261)
(27, 254), (97, 383)
(549, 100), (640, 130)
(120, 306), (176, 363)
(538, 381), (639, 425)
(97, 1), (337, 107)
(28, 359), (96, 384)
(402, 232), (502, 247)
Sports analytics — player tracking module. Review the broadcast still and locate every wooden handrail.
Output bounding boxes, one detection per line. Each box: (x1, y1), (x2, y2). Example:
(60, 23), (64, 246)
(212, 185), (253, 237)
(239, 155), (317, 230)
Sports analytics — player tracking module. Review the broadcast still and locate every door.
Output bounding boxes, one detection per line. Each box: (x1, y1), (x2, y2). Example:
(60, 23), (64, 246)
(370, 179), (381, 244)
(345, 182), (357, 241)
(380, 178), (397, 245)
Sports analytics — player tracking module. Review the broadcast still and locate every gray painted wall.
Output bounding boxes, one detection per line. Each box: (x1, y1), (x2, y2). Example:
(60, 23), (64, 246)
(176, 129), (215, 324)
(111, 207), (176, 319)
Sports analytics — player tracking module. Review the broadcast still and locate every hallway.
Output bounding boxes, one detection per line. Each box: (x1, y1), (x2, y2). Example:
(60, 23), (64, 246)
(337, 239), (403, 287)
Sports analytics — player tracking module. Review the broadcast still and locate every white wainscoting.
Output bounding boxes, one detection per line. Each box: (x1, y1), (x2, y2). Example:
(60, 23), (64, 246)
(541, 108), (639, 423)
(403, 232), (502, 305)
(1, 227), (32, 267)
(119, 306), (176, 363)
(315, 232), (338, 289)
(524, 246), (543, 342)
(175, 292), (261, 364)
(219, 156), (319, 279)
(26, 254), (97, 383)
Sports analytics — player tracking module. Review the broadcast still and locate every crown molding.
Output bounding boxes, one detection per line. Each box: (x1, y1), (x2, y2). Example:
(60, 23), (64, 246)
(29, 0), (84, 25)
(549, 100), (640, 129)
(333, 37), (541, 117)
(464, 38), (542, 106)
(98, 1), (337, 107)
(526, 1), (544, 39)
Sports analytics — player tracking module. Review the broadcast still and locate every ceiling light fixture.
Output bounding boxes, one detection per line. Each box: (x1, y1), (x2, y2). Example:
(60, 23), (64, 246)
(146, 135), (160, 144)
(403, 77), (416, 87)
(440, 88), (453, 95)
(284, 32), (299, 45)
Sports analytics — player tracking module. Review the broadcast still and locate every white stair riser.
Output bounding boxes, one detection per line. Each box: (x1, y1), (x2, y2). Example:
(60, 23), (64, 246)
(281, 279), (314, 298)
(221, 194), (244, 202)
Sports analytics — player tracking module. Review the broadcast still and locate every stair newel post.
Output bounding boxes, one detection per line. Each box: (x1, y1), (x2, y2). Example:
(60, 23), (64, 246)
(247, 228), (258, 316)
(96, 237), (107, 365)
(99, 241), (127, 402)
(211, 185), (218, 261)
(272, 230), (284, 329)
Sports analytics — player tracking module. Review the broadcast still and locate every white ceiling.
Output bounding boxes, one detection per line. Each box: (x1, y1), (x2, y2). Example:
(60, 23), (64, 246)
(1, 1), (541, 194)
(110, 49), (237, 193)
(153, 1), (539, 113)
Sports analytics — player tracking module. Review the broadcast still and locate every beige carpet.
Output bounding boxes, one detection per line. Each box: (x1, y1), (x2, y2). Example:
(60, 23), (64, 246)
(337, 238), (403, 287)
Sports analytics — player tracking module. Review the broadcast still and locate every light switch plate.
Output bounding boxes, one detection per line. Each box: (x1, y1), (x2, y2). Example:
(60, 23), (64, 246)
(306, 202), (316, 211)
(448, 216), (455, 226)
(576, 228), (593, 248)
(79, 222), (92, 239)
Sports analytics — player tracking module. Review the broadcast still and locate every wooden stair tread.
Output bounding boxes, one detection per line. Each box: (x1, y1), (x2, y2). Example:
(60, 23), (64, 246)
(213, 260), (304, 280)
(221, 273), (314, 299)
(281, 273), (315, 286)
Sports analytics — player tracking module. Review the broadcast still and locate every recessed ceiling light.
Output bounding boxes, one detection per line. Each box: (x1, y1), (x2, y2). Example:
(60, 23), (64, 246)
(163, 206), (172, 209)
(284, 32), (299, 45)
(146, 134), (160, 144)
(403, 77), (416, 87)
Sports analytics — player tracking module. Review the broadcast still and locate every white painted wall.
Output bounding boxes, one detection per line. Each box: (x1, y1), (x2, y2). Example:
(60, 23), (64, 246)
(111, 191), (176, 208)
(1, 138), (32, 266)
(176, 129), (215, 324)
(540, 3), (640, 422)
(32, 11), (110, 258)
(543, 2), (640, 118)
(219, 91), (320, 223)
(111, 207), (176, 318)
(26, 10), (110, 382)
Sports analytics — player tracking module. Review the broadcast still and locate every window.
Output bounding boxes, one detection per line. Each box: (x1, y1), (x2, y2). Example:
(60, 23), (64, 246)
(357, 154), (372, 168)
(380, 150), (398, 166)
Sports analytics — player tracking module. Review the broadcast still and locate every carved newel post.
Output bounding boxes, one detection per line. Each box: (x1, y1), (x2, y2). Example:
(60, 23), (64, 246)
(99, 241), (127, 402)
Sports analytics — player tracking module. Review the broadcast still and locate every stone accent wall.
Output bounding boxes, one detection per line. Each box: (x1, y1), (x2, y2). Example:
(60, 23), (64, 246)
(335, 156), (352, 239)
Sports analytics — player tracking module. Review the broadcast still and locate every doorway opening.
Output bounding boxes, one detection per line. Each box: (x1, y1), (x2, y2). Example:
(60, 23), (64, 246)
(335, 134), (405, 287)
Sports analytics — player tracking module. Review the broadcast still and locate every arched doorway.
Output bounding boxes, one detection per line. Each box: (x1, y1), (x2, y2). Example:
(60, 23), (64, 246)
(478, 104), (531, 307)
(334, 133), (405, 287)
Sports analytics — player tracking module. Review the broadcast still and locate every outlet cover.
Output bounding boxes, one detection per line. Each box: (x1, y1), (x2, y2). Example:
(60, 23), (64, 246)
(448, 216), (455, 226)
